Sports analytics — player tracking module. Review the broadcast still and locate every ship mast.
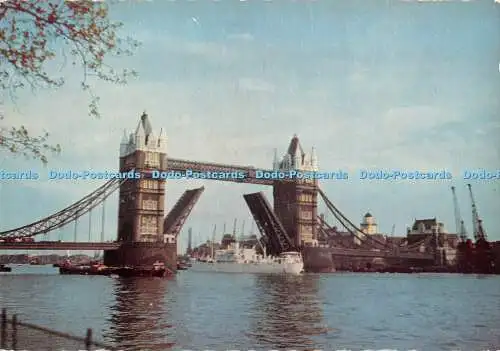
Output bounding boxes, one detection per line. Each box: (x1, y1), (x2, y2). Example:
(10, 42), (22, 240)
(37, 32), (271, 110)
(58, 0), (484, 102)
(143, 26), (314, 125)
(256, 235), (267, 258)
(211, 224), (216, 259)
(187, 227), (193, 255)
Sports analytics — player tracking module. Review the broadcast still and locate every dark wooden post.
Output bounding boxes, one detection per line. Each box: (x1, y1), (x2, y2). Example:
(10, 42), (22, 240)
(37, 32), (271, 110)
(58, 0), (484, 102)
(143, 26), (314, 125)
(11, 314), (17, 350)
(1, 308), (6, 348)
(85, 328), (92, 350)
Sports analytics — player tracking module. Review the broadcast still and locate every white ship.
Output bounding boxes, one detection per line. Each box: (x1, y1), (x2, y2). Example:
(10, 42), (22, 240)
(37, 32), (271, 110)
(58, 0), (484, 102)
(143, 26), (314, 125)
(191, 242), (304, 274)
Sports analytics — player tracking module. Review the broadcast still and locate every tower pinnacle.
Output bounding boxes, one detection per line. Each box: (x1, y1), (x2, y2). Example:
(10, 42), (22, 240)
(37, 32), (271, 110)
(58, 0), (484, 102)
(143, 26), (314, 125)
(120, 111), (166, 157)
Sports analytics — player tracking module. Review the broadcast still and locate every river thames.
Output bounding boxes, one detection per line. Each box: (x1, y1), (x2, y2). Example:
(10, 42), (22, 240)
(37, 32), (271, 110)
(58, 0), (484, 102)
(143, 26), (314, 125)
(0, 265), (499, 350)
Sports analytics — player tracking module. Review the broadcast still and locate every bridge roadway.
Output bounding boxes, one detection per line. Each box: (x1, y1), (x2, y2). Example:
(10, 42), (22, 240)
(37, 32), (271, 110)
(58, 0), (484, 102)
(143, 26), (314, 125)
(0, 242), (434, 260)
(0, 242), (120, 250)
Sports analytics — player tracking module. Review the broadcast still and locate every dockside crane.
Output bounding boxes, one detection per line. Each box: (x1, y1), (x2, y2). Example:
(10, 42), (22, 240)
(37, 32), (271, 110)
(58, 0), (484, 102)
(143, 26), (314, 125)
(451, 186), (468, 242)
(467, 184), (487, 241)
(467, 184), (495, 274)
(452, 186), (473, 273)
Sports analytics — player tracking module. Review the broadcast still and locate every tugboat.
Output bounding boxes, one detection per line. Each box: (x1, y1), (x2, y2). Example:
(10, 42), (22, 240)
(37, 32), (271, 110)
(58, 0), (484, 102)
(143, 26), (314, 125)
(29, 257), (42, 265)
(0, 264), (12, 272)
(151, 261), (170, 277)
(177, 259), (189, 270)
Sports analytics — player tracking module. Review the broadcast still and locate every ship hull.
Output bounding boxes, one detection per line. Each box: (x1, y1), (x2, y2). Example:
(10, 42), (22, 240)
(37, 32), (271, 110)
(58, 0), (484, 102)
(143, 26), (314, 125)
(190, 261), (303, 274)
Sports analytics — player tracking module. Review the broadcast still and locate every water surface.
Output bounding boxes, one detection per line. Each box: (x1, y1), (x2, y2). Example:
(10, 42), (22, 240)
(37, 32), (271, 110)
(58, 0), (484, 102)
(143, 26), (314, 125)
(1, 265), (499, 350)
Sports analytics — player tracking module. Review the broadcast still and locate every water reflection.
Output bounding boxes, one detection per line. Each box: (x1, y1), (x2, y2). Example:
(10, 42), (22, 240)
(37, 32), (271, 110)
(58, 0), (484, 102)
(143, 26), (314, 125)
(248, 274), (327, 349)
(104, 277), (175, 351)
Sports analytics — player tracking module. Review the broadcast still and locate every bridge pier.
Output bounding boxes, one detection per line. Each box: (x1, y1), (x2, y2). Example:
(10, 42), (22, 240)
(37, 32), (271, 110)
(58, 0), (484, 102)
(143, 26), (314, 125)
(273, 180), (318, 248)
(103, 242), (177, 272)
(301, 246), (334, 272)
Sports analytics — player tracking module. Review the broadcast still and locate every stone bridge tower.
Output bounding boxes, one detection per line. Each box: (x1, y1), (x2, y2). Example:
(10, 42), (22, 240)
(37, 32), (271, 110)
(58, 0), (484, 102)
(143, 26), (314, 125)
(104, 112), (176, 270)
(273, 135), (319, 248)
(117, 111), (167, 242)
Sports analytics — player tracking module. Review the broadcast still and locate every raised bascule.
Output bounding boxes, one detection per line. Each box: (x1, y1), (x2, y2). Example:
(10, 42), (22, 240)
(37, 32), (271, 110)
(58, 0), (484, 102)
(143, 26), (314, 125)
(0, 112), (436, 272)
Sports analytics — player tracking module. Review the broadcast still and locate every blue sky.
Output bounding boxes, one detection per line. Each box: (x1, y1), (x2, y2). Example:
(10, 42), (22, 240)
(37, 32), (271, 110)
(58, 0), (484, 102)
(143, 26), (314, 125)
(1, 0), (499, 254)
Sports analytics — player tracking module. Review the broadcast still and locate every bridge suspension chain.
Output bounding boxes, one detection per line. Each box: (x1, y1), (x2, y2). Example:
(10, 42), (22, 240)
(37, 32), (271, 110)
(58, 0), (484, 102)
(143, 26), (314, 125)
(0, 178), (126, 238)
(317, 187), (388, 249)
(74, 216), (78, 242)
(317, 187), (428, 252)
(318, 210), (430, 251)
(88, 208), (92, 242)
(316, 215), (354, 249)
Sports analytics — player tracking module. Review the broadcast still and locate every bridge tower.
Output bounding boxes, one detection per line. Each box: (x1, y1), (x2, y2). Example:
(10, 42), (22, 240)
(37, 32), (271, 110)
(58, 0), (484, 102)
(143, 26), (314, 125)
(272, 135), (318, 248)
(104, 112), (176, 270)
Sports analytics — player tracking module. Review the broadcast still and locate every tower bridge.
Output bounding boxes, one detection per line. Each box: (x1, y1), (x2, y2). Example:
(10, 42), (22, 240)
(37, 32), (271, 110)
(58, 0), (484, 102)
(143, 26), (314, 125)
(0, 112), (435, 272)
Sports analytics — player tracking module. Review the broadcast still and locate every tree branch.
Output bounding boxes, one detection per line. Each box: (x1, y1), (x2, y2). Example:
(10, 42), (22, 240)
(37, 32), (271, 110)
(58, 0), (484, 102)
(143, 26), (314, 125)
(0, 0), (140, 164)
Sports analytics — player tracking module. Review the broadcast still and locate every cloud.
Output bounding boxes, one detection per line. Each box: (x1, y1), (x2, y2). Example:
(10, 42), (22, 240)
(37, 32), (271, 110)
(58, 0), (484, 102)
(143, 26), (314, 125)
(237, 78), (275, 93)
(150, 36), (239, 64)
(181, 42), (231, 60)
(1, 1), (499, 253)
(227, 33), (254, 41)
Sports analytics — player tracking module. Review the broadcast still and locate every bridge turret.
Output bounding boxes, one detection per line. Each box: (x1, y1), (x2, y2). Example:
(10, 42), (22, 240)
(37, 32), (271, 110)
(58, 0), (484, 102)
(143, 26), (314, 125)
(120, 112), (167, 157)
(119, 129), (129, 157)
(282, 154), (291, 169)
(272, 148), (279, 170)
(147, 130), (156, 148)
(293, 153), (301, 170)
(288, 134), (302, 169)
(278, 134), (318, 172)
(135, 118), (146, 149)
(310, 147), (318, 171)
(158, 128), (167, 150)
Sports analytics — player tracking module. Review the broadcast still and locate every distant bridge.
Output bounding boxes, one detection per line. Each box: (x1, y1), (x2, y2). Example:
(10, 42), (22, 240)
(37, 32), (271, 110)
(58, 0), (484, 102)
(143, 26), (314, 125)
(0, 242), (120, 250)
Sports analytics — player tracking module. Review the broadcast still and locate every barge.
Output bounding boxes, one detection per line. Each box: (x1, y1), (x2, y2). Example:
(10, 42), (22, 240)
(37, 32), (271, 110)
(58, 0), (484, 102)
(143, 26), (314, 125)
(0, 264), (11, 272)
(59, 261), (172, 277)
(177, 262), (189, 270)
